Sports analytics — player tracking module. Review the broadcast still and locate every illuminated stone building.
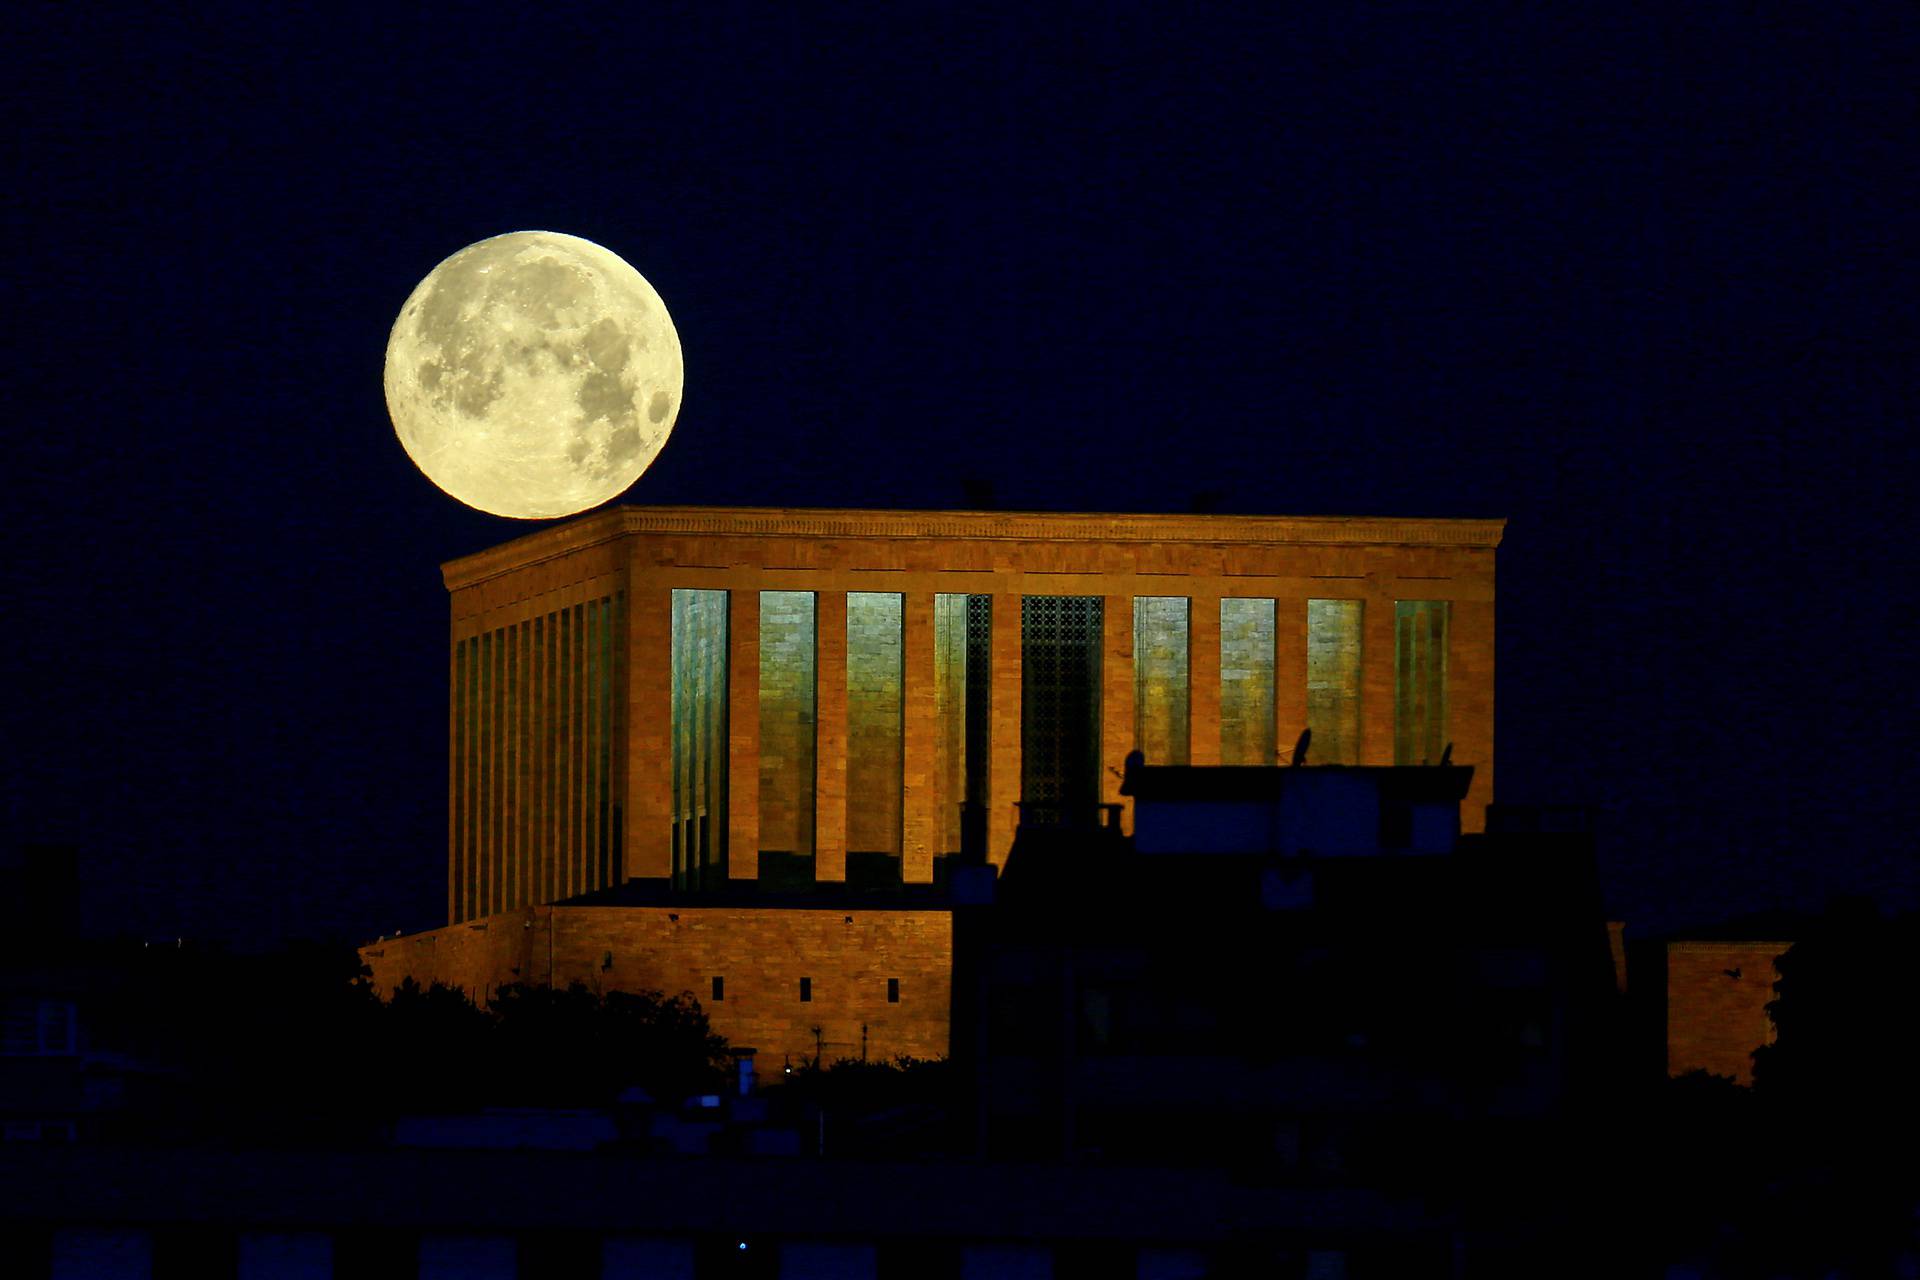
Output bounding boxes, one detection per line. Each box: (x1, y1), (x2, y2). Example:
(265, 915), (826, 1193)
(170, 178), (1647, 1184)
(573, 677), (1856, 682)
(364, 506), (1502, 1063)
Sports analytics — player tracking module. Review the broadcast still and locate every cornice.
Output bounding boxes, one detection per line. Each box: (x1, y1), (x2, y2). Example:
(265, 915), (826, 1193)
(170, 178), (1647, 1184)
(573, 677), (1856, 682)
(1666, 940), (1796, 951)
(440, 508), (632, 591)
(443, 505), (1507, 591)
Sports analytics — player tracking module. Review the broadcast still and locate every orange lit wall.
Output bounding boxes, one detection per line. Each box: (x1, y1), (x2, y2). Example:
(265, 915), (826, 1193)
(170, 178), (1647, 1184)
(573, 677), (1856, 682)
(1665, 940), (1790, 1085)
(441, 506), (1505, 923)
(362, 905), (952, 1066)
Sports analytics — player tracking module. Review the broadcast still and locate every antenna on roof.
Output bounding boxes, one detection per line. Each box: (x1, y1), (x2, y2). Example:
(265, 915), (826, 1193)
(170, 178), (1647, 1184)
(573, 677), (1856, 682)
(1290, 728), (1310, 767)
(1439, 742), (1453, 766)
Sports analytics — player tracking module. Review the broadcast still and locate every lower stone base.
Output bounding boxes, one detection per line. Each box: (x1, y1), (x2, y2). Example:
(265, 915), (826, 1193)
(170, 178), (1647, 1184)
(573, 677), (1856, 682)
(360, 905), (953, 1067)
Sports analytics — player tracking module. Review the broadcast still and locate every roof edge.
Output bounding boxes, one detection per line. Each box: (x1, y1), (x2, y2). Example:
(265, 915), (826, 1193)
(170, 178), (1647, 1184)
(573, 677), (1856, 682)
(443, 505), (1507, 591)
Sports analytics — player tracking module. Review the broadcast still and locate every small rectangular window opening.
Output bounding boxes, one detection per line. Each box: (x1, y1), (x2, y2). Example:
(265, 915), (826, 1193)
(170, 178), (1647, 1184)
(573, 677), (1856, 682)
(799, 977), (812, 1002)
(887, 978), (901, 1004)
(711, 976), (724, 1002)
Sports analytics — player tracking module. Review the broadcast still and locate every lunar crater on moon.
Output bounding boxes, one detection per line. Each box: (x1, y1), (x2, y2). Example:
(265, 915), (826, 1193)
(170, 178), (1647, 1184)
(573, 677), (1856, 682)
(385, 231), (682, 519)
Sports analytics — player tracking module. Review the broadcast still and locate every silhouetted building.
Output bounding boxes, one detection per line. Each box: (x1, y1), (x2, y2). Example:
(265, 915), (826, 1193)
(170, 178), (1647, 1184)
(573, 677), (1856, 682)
(0, 847), (146, 1147)
(0, 844), (78, 957)
(951, 758), (1618, 1257)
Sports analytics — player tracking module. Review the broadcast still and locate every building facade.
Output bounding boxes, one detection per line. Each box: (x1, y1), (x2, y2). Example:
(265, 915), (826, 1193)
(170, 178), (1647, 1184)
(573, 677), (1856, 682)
(440, 505), (1502, 923)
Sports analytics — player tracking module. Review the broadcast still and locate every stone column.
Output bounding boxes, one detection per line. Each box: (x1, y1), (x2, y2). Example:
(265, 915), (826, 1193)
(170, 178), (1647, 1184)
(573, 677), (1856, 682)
(987, 592), (1022, 869)
(728, 590), (761, 881)
(448, 629), (463, 923)
(814, 590), (848, 882)
(1102, 593), (1134, 829)
(1450, 595), (1494, 832)
(1274, 596), (1308, 761)
(1188, 590), (1222, 766)
(608, 594), (628, 890)
(565, 605), (583, 901)
(626, 578), (672, 881)
(1360, 580), (1397, 766)
(902, 592), (937, 883)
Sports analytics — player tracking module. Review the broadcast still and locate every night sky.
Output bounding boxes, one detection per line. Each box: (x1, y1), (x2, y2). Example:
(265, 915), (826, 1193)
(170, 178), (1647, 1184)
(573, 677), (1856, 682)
(12, 6), (1916, 949)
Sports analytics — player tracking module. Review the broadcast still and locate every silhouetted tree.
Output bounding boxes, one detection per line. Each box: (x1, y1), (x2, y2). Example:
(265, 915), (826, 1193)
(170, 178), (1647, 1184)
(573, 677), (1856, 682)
(768, 1056), (957, 1157)
(1752, 899), (1917, 1132)
(380, 977), (493, 1111)
(1739, 901), (1920, 1277)
(86, 939), (395, 1144)
(89, 945), (733, 1142)
(487, 981), (731, 1106)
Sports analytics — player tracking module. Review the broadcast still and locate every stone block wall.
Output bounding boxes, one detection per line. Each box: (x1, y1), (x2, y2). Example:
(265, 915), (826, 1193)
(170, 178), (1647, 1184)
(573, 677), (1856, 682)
(1666, 940), (1790, 1084)
(361, 915), (536, 1001)
(362, 906), (953, 1067)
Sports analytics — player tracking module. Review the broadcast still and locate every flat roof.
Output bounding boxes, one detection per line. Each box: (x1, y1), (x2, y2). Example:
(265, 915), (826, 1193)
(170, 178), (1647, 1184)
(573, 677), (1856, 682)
(444, 505), (1507, 590)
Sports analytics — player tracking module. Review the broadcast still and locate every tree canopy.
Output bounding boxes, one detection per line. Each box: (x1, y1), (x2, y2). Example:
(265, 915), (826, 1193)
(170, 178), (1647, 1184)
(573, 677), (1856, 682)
(1751, 899), (1917, 1131)
(87, 943), (732, 1145)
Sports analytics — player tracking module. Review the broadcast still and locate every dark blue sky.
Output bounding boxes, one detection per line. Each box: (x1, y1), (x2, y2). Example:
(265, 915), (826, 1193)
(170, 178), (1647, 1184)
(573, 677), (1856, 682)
(11, 5), (1916, 947)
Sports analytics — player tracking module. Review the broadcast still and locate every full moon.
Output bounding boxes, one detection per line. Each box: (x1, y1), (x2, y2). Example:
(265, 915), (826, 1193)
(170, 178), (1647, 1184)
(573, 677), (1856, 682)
(384, 231), (683, 519)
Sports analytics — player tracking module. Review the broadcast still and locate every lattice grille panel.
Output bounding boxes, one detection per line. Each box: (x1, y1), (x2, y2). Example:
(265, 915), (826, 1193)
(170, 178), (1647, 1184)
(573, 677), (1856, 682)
(965, 594), (992, 809)
(1021, 596), (1103, 818)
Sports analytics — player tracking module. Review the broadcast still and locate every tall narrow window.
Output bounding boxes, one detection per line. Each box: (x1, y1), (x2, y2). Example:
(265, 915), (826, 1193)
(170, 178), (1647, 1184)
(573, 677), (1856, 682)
(672, 590), (730, 890)
(1219, 598), (1276, 765)
(1132, 597), (1190, 764)
(759, 591), (817, 885)
(1021, 596), (1103, 822)
(1307, 600), (1363, 765)
(964, 596), (992, 823)
(935, 595), (993, 859)
(1395, 600), (1450, 765)
(933, 595), (968, 857)
(847, 593), (904, 884)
